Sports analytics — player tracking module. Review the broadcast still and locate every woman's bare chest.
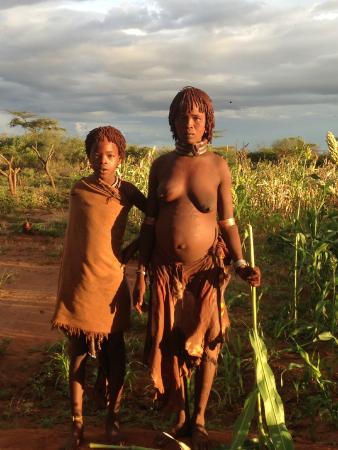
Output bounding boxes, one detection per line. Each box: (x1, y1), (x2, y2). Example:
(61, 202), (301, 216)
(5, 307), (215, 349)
(157, 157), (220, 212)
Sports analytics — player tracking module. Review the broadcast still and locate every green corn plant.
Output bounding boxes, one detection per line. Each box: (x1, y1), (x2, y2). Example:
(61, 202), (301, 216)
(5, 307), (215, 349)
(230, 225), (294, 450)
(293, 208), (337, 338)
(214, 333), (245, 406)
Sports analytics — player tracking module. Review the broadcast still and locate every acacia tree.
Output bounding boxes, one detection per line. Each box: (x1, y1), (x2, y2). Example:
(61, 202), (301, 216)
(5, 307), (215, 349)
(271, 136), (318, 159)
(9, 111), (64, 191)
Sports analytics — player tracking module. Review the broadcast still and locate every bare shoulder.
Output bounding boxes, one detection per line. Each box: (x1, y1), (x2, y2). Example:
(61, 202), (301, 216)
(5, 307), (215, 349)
(152, 151), (174, 167)
(150, 151), (175, 176)
(209, 152), (230, 173)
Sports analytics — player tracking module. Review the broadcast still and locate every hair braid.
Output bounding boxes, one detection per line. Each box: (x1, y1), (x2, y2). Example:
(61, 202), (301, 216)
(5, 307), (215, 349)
(85, 126), (126, 160)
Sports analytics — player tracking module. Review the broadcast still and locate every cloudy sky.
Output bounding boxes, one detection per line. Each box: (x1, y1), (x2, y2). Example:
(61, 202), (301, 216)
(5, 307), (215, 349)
(0, 0), (337, 149)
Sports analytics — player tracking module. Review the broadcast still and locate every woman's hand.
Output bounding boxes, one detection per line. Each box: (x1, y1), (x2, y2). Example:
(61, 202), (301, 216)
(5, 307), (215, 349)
(133, 273), (146, 315)
(236, 265), (261, 287)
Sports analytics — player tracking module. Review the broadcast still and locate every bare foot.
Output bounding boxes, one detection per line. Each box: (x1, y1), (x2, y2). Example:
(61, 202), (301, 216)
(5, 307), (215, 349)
(172, 421), (192, 438)
(191, 424), (209, 450)
(105, 412), (124, 444)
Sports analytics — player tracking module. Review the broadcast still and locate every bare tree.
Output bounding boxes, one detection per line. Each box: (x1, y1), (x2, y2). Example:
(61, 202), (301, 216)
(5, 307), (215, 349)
(0, 153), (21, 196)
(9, 111), (65, 191)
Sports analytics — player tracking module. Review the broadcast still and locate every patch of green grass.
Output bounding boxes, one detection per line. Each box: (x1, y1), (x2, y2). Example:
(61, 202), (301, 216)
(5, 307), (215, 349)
(25, 220), (67, 237)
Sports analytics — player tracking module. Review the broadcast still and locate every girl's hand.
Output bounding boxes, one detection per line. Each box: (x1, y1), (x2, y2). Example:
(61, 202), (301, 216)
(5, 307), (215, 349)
(133, 274), (146, 315)
(236, 265), (261, 287)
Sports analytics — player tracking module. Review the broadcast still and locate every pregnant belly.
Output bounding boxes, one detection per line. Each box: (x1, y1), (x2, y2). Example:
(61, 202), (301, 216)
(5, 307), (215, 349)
(154, 206), (217, 264)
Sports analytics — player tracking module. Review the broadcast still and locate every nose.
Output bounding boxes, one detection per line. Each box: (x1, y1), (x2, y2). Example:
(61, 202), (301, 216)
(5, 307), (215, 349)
(97, 154), (107, 165)
(186, 116), (194, 128)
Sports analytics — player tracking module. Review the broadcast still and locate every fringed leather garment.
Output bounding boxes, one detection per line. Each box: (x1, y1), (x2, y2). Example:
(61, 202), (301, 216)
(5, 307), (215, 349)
(52, 175), (132, 353)
(144, 235), (231, 410)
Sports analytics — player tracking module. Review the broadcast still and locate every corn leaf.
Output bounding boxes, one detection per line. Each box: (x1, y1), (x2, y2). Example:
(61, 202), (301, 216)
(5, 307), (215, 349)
(229, 388), (258, 450)
(162, 432), (191, 450)
(317, 331), (338, 345)
(250, 331), (294, 450)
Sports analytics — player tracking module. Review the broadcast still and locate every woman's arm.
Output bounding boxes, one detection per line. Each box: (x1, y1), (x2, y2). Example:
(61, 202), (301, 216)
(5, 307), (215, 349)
(217, 157), (261, 287)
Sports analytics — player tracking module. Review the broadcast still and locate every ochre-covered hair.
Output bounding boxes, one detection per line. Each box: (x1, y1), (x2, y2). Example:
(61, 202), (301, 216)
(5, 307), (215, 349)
(169, 86), (215, 143)
(85, 126), (126, 160)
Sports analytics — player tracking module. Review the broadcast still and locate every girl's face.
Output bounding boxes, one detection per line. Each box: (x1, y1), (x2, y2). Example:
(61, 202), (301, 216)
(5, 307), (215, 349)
(89, 138), (120, 184)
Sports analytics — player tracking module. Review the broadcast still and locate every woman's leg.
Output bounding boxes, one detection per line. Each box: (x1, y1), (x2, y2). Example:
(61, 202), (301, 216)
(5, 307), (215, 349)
(191, 345), (220, 450)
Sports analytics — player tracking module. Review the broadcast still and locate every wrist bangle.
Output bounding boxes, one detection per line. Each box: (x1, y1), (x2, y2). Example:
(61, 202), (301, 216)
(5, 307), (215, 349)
(136, 269), (146, 276)
(233, 259), (248, 269)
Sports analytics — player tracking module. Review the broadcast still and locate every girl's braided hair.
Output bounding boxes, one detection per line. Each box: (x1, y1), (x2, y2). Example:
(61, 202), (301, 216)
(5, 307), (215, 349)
(85, 126), (126, 160)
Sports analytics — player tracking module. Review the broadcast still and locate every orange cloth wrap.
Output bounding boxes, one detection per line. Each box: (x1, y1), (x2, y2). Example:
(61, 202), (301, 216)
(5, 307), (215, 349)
(52, 175), (132, 338)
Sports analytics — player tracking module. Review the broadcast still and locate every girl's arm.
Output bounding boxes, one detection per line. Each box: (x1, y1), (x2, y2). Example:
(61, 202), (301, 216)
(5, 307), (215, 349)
(133, 161), (159, 314)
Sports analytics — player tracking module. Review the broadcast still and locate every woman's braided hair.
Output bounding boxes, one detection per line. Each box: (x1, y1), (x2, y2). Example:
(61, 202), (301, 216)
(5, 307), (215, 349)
(169, 86), (215, 143)
(85, 126), (126, 160)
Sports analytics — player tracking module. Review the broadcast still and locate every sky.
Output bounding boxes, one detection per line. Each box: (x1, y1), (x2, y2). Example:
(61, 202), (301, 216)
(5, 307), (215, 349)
(0, 0), (338, 150)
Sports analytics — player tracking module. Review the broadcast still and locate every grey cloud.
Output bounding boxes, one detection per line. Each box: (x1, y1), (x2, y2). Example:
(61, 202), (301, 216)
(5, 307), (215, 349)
(0, 0), (87, 10)
(100, 0), (277, 33)
(0, 0), (337, 148)
(312, 0), (338, 12)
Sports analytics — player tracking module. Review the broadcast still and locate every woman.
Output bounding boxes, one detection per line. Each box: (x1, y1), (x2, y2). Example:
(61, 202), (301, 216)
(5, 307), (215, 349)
(134, 86), (260, 450)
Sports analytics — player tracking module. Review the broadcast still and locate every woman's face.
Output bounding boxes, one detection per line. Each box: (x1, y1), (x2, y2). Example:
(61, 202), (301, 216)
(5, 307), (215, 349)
(174, 104), (206, 144)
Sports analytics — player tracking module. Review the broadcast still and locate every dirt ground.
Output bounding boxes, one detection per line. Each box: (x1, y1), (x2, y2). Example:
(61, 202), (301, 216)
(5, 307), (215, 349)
(0, 233), (336, 450)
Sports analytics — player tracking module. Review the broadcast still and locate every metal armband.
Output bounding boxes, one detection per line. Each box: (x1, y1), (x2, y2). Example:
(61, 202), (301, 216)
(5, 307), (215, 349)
(218, 217), (236, 227)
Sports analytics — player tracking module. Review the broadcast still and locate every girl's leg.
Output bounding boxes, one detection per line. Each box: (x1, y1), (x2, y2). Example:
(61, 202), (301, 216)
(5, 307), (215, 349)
(66, 334), (88, 450)
(104, 331), (126, 442)
(94, 347), (109, 409)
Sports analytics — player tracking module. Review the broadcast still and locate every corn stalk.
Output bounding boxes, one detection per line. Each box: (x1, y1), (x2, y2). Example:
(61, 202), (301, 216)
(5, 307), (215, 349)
(230, 225), (294, 450)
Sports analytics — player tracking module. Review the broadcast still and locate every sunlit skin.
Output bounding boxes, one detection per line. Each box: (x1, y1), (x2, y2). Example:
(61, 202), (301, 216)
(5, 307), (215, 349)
(174, 105), (206, 145)
(134, 99), (260, 450)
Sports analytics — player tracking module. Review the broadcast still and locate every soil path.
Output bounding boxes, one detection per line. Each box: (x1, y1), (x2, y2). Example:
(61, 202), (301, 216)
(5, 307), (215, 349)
(0, 235), (336, 450)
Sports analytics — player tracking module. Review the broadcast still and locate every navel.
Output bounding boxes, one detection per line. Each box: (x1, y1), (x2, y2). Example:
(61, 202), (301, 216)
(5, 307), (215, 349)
(199, 204), (211, 213)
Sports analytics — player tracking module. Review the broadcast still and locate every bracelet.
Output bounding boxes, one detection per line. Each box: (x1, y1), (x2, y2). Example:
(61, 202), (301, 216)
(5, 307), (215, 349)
(233, 259), (248, 269)
(72, 415), (83, 423)
(218, 217), (236, 226)
(136, 269), (146, 276)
